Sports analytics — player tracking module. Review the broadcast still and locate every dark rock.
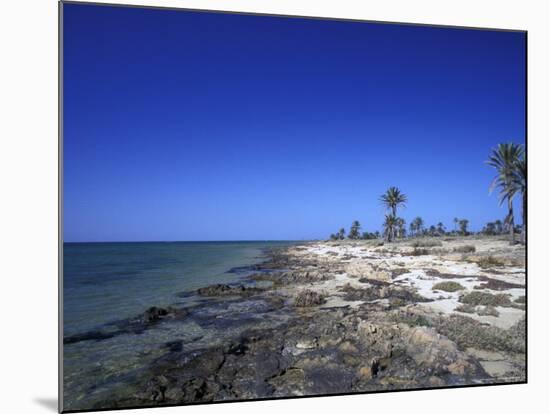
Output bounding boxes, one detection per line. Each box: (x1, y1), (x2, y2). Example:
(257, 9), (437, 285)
(197, 284), (264, 297)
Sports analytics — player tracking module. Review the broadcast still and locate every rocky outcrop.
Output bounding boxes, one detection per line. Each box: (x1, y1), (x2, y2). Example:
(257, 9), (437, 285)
(346, 261), (392, 283)
(294, 290), (326, 307)
(197, 284), (264, 297)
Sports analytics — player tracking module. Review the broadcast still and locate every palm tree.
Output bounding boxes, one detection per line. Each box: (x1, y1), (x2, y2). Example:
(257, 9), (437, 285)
(383, 214), (399, 242)
(380, 187), (407, 217)
(380, 187), (407, 242)
(396, 217), (406, 238)
(458, 219), (469, 235)
(483, 222), (496, 235)
(453, 217), (459, 233)
(348, 220), (361, 240)
(514, 154), (526, 244)
(494, 219), (503, 234)
(412, 217), (424, 237)
(338, 228), (346, 240)
(486, 143), (524, 245)
(409, 222), (416, 237)
(436, 222), (446, 236)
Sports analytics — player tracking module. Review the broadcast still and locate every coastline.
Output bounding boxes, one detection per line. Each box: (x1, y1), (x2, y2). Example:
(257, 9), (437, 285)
(63, 236), (526, 411)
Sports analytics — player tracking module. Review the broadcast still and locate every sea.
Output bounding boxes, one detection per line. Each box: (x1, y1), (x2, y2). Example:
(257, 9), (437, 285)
(62, 240), (297, 410)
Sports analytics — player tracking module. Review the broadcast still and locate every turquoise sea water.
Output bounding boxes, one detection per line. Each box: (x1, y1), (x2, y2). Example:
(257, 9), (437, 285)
(63, 241), (297, 410)
(63, 241), (295, 336)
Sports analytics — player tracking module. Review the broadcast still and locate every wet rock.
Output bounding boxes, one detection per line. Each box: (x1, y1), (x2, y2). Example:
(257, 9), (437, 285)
(141, 306), (169, 323)
(197, 284), (264, 297)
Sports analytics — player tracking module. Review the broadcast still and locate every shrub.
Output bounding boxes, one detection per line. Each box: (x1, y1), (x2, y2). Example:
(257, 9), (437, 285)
(459, 291), (511, 307)
(411, 239), (442, 248)
(515, 295), (526, 304)
(477, 256), (505, 269)
(410, 248), (430, 256)
(432, 281), (465, 292)
(455, 304), (475, 314)
(477, 305), (500, 317)
(453, 245), (476, 253)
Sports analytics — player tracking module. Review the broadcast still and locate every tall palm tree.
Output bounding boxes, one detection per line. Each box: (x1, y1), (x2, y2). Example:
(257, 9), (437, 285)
(348, 220), (361, 240)
(412, 217), (424, 237)
(514, 154), (526, 244)
(409, 222), (416, 237)
(486, 143), (524, 245)
(395, 217), (406, 238)
(383, 214), (399, 242)
(338, 228), (346, 240)
(494, 219), (503, 234)
(380, 187), (407, 217)
(380, 187), (407, 242)
(436, 222), (446, 236)
(453, 217), (458, 234)
(458, 219), (469, 235)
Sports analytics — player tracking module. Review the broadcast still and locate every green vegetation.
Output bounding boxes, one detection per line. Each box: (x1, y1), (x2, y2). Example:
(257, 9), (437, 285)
(437, 315), (525, 354)
(432, 281), (464, 292)
(453, 245), (476, 253)
(411, 239), (442, 248)
(458, 219), (469, 235)
(459, 291), (512, 307)
(325, 142), (527, 243)
(476, 255), (506, 269)
(380, 187), (407, 242)
(486, 143), (525, 245)
(410, 247), (430, 256)
(348, 220), (361, 240)
(515, 295), (526, 304)
(455, 304), (476, 314)
(477, 305), (500, 317)
(409, 217), (424, 237)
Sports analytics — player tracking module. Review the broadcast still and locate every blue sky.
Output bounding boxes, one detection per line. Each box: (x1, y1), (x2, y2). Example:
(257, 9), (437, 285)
(63, 3), (526, 242)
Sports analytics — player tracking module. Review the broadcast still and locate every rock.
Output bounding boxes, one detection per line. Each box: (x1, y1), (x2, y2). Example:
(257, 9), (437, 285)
(346, 261), (392, 283)
(447, 360), (469, 375)
(358, 358), (380, 380)
(268, 368), (307, 396)
(197, 284), (263, 297)
(428, 376), (446, 387)
(358, 366), (373, 379)
(141, 306), (169, 323)
(357, 321), (380, 337)
(294, 290), (326, 307)
(338, 341), (359, 353)
(296, 338), (318, 349)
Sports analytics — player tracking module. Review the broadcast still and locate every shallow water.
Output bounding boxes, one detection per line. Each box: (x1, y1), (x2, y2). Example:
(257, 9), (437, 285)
(62, 241), (296, 410)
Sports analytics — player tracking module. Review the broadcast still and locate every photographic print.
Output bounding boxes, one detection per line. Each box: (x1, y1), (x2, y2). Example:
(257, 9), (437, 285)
(61, 2), (527, 412)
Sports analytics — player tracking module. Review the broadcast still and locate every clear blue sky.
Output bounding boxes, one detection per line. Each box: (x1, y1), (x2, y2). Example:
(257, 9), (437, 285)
(63, 3), (526, 242)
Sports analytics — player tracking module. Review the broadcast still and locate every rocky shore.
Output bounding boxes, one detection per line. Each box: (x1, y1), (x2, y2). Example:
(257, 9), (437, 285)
(65, 236), (526, 411)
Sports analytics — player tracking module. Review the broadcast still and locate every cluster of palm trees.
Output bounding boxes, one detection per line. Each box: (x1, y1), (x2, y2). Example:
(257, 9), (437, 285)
(329, 221), (380, 240)
(327, 142), (526, 245)
(486, 143), (526, 245)
(380, 187), (407, 242)
(481, 219), (504, 235)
